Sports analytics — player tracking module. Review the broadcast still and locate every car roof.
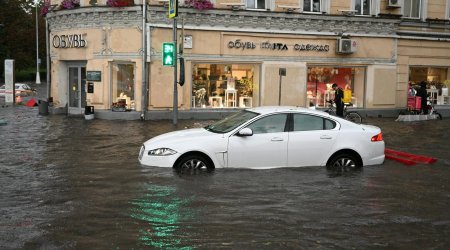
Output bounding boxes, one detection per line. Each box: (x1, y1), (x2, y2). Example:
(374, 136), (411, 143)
(246, 106), (331, 116)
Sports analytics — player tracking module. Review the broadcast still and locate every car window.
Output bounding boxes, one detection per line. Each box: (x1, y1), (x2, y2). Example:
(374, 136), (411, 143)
(246, 114), (288, 134)
(205, 110), (259, 133)
(293, 114), (336, 131)
(324, 119), (336, 130)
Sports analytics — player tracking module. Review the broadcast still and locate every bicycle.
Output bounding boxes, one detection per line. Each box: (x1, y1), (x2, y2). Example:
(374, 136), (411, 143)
(324, 100), (363, 124)
(427, 100), (443, 120)
(399, 96), (442, 120)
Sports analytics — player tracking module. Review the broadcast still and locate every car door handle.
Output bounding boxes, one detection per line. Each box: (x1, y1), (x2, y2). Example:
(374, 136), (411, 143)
(271, 137), (284, 141)
(320, 135), (332, 139)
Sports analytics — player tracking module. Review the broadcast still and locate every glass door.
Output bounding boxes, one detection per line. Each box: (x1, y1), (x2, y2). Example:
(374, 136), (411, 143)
(68, 66), (86, 115)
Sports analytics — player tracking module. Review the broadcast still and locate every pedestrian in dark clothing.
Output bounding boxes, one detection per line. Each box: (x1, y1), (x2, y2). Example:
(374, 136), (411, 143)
(332, 83), (344, 117)
(416, 81), (428, 114)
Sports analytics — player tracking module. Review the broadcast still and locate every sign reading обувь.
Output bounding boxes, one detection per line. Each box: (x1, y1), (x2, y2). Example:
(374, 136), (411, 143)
(52, 34), (87, 48)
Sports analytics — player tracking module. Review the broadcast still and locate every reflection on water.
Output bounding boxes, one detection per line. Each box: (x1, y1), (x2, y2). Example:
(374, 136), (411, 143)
(129, 184), (192, 249)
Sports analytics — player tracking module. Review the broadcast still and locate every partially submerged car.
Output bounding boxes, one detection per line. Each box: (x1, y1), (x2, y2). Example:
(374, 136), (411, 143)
(15, 83), (36, 96)
(0, 83), (36, 97)
(139, 106), (385, 170)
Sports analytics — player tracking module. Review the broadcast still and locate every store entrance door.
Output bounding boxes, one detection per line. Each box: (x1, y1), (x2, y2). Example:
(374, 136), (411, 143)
(68, 65), (86, 115)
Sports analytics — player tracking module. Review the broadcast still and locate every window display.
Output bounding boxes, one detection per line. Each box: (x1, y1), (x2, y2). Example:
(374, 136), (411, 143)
(192, 63), (258, 109)
(111, 63), (135, 111)
(409, 67), (450, 105)
(307, 66), (365, 108)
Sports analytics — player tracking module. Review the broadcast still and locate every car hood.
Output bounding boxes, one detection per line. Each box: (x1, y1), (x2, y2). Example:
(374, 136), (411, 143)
(143, 128), (220, 148)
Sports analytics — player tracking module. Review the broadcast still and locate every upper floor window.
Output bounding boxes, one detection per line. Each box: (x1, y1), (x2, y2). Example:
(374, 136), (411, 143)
(354, 0), (371, 15)
(404, 0), (422, 19)
(246, 0), (266, 9)
(303, 0), (321, 13)
(448, 0), (450, 19)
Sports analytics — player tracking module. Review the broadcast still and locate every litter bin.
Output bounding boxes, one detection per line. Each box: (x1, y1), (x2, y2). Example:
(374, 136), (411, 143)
(84, 106), (95, 120)
(38, 100), (49, 115)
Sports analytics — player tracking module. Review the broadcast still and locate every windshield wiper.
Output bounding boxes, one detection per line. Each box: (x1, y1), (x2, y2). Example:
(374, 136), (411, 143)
(204, 125), (222, 133)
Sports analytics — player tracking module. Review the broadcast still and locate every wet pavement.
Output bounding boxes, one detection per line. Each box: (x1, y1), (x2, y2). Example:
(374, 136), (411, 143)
(1, 84), (450, 249)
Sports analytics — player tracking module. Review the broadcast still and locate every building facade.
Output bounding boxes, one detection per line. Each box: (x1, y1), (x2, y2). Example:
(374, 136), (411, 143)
(45, 0), (450, 119)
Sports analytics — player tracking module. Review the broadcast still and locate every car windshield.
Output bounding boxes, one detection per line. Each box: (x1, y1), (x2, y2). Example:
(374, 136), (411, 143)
(204, 110), (259, 133)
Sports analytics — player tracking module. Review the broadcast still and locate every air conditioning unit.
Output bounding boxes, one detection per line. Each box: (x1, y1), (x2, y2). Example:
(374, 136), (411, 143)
(336, 38), (357, 54)
(387, 0), (401, 8)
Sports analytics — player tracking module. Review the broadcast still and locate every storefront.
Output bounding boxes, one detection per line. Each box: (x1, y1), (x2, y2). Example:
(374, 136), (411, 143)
(47, 6), (144, 116)
(398, 39), (450, 106)
(148, 26), (396, 112)
(46, 5), (402, 119)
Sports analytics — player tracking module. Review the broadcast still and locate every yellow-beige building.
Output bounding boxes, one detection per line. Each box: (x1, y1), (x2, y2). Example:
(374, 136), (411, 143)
(44, 0), (450, 119)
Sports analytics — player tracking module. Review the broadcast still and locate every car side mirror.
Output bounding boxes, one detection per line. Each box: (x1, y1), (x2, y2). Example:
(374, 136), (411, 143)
(237, 128), (253, 136)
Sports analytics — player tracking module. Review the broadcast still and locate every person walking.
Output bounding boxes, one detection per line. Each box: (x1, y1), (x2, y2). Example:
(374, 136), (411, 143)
(332, 83), (344, 117)
(416, 81), (428, 114)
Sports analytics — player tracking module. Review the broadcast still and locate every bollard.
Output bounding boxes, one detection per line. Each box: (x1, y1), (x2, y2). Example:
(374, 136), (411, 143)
(84, 106), (95, 120)
(38, 100), (49, 115)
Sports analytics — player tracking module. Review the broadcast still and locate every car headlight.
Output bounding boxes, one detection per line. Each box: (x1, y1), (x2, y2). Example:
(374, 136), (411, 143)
(148, 148), (177, 156)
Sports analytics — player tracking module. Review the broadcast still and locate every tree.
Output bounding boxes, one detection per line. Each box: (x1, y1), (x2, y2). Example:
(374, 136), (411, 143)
(0, 0), (46, 81)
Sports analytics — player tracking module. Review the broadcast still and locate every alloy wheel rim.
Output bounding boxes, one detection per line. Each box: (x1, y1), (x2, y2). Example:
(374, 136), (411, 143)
(333, 158), (356, 168)
(182, 159), (207, 169)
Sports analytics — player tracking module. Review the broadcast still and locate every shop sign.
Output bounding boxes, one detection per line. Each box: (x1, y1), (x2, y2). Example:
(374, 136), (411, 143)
(52, 34), (87, 48)
(86, 71), (101, 81)
(227, 39), (329, 52)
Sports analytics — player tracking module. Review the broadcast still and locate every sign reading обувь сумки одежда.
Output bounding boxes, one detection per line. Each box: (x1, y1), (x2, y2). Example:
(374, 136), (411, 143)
(227, 39), (330, 52)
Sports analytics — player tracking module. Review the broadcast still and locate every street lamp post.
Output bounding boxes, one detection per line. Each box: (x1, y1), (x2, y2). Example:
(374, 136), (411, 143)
(35, 1), (41, 84)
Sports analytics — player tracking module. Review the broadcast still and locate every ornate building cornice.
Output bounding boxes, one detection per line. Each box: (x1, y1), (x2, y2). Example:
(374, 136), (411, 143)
(46, 6), (143, 31)
(46, 6), (400, 37)
(148, 7), (400, 37)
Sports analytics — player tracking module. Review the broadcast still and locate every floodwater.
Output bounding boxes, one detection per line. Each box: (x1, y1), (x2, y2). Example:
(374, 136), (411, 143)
(1, 88), (450, 249)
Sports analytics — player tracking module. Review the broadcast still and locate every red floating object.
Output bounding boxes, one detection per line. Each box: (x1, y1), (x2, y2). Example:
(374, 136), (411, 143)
(25, 98), (37, 107)
(385, 148), (437, 165)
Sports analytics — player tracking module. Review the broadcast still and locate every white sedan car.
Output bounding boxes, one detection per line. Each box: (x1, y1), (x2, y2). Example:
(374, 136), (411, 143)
(139, 106), (385, 170)
(0, 83), (35, 97)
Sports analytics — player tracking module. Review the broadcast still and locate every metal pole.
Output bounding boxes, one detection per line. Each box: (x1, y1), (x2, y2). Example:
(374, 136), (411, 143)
(35, 2), (41, 84)
(173, 18), (178, 125)
(141, 1), (147, 120)
(46, 19), (50, 99)
(278, 75), (282, 106)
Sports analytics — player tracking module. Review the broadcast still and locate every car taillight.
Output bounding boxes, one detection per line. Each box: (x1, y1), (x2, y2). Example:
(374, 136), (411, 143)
(371, 133), (383, 142)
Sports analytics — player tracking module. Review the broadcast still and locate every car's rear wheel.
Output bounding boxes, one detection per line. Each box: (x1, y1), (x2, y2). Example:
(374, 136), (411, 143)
(327, 153), (361, 170)
(175, 154), (213, 170)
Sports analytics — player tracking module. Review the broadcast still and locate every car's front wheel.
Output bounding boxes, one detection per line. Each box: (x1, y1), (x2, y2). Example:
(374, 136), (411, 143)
(175, 154), (214, 170)
(327, 153), (361, 170)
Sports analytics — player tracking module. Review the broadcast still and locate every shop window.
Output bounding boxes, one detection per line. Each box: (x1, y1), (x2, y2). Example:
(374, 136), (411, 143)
(246, 0), (266, 9)
(192, 63), (258, 109)
(409, 67), (450, 105)
(354, 0), (371, 15)
(307, 67), (365, 108)
(404, 0), (422, 19)
(111, 63), (135, 111)
(303, 0), (321, 13)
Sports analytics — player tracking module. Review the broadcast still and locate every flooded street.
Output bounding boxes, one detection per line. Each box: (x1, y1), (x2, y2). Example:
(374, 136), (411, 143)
(1, 90), (450, 249)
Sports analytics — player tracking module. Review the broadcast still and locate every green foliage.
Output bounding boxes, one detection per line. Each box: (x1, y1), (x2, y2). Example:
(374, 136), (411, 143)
(15, 67), (47, 82)
(0, 0), (46, 81)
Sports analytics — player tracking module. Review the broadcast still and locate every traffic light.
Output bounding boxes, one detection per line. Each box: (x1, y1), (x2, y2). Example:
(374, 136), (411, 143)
(162, 43), (175, 67)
